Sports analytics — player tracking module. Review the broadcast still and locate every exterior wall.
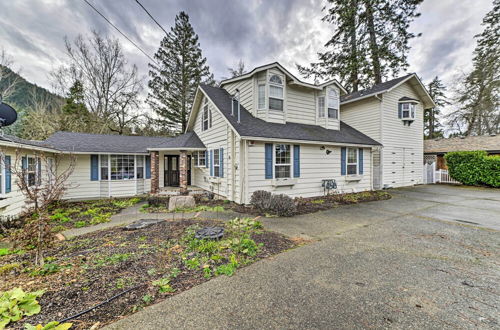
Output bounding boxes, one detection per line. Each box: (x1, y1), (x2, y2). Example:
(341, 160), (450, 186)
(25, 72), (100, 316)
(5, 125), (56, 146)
(223, 77), (254, 115)
(380, 82), (424, 187)
(286, 85), (316, 125)
(192, 94), (240, 201)
(341, 97), (382, 143)
(244, 141), (372, 203)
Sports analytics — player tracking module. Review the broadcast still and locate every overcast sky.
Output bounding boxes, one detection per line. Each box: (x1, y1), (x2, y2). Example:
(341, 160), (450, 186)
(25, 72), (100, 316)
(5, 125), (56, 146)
(1, 0), (493, 103)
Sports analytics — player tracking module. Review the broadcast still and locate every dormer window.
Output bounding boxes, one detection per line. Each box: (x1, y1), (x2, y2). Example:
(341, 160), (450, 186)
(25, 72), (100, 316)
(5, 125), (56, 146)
(398, 98), (417, 122)
(269, 74), (284, 111)
(327, 88), (339, 119)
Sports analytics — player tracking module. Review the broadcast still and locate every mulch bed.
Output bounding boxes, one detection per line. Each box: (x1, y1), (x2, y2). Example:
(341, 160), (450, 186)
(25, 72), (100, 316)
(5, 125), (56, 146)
(0, 219), (296, 329)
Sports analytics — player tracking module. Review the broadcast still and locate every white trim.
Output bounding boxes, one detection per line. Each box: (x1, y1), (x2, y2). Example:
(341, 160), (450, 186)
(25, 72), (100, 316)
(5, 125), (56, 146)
(147, 147), (205, 151)
(346, 147), (358, 175)
(273, 143), (293, 179)
(241, 136), (378, 148)
(0, 141), (59, 153)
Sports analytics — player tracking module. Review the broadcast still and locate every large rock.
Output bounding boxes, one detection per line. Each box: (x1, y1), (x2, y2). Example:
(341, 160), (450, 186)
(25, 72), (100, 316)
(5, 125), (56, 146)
(168, 195), (196, 211)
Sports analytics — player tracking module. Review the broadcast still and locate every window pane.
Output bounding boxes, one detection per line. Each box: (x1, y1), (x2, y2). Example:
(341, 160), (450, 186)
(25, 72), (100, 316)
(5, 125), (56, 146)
(101, 167), (109, 180)
(269, 74), (283, 85)
(347, 164), (357, 175)
(171, 157), (178, 170)
(275, 165), (290, 178)
(328, 108), (338, 119)
(213, 149), (220, 165)
(258, 84), (265, 109)
(269, 85), (283, 99)
(110, 155), (135, 180)
(347, 148), (357, 163)
(199, 151), (206, 166)
(136, 167), (144, 179)
(214, 166), (220, 177)
(269, 98), (283, 111)
(275, 144), (290, 164)
(318, 96), (325, 118)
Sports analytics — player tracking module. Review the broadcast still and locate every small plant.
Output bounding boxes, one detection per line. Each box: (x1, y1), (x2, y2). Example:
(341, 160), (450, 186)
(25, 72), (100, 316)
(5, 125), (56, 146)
(184, 257), (200, 270)
(49, 212), (71, 223)
(74, 221), (87, 228)
(0, 263), (21, 275)
(24, 321), (73, 330)
(269, 194), (297, 217)
(170, 268), (181, 278)
(142, 294), (153, 304)
(228, 217), (263, 231)
(231, 237), (259, 256)
(203, 266), (212, 278)
(30, 263), (61, 276)
(215, 255), (239, 276)
(250, 190), (272, 212)
(0, 287), (45, 328)
(153, 278), (174, 293)
(311, 199), (325, 204)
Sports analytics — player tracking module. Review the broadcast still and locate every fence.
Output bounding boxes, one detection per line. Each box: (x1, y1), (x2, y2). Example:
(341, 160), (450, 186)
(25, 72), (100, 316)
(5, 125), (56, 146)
(422, 163), (461, 185)
(435, 169), (461, 184)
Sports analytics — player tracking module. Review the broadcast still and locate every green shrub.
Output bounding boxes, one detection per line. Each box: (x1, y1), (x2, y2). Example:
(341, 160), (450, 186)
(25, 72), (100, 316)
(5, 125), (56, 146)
(0, 287), (45, 328)
(24, 321), (73, 330)
(30, 263), (61, 276)
(445, 151), (500, 187)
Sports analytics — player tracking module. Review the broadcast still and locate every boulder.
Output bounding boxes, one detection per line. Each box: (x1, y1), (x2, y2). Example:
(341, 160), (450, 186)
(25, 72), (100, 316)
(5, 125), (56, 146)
(168, 195), (196, 211)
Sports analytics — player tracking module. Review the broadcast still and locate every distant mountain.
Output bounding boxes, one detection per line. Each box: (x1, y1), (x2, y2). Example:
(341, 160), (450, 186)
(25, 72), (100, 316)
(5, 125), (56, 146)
(0, 65), (63, 111)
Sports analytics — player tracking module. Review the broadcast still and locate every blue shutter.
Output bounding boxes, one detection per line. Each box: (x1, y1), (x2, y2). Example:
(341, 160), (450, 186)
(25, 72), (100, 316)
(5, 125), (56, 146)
(205, 150), (208, 168)
(398, 103), (402, 119)
(145, 155), (151, 179)
(5, 156), (11, 193)
(358, 149), (364, 175)
(209, 150), (214, 176)
(219, 148), (224, 178)
(293, 145), (300, 178)
(265, 143), (273, 179)
(90, 155), (99, 181)
(341, 147), (346, 175)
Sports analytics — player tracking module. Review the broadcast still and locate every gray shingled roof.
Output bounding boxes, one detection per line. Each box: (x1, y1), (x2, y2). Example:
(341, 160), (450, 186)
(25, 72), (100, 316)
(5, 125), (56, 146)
(44, 131), (204, 153)
(424, 135), (500, 154)
(0, 134), (54, 149)
(341, 74), (414, 103)
(200, 85), (381, 146)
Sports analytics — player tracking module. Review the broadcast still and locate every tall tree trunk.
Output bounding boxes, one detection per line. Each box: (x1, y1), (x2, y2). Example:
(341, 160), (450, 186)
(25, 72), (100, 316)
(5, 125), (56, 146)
(365, 0), (382, 84)
(349, 0), (360, 92)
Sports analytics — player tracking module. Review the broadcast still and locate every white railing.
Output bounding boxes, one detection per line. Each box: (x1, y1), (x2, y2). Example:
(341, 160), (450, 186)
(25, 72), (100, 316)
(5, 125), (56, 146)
(435, 169), (461, 185)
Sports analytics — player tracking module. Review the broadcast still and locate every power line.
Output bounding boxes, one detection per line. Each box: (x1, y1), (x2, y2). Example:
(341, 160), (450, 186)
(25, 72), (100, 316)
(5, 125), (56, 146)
(82, 0), (157, 64)
(134, 0), (169, 36)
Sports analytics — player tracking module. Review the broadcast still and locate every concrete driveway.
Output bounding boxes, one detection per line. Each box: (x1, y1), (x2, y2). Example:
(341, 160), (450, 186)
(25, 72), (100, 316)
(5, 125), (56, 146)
(106, 185), (500, 329)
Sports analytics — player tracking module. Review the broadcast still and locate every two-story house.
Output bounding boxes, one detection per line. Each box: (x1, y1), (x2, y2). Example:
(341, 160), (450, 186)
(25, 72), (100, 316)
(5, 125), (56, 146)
(0, 62), (434, 216)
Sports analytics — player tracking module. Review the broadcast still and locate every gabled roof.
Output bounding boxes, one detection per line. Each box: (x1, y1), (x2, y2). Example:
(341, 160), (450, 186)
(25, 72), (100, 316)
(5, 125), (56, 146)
(341, 73), (435, 109)
(220, 62), (347, 94)
(0, 134), (54, 150)
(147, 131), (205, 150)
(199, 84), (381, 146)
(424, 135), (500, 154)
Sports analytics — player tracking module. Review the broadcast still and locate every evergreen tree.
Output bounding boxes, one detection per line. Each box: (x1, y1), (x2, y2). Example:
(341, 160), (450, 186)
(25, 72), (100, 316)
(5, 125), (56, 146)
(147, 11), (214, 133)
(298, 0), (423, 91)
(425, 76), (448, 139)
(448, 0), (499, 135)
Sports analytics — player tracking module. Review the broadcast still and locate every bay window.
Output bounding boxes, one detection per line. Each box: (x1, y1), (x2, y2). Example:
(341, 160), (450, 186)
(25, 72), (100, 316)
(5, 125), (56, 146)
(274, 144), (291, 178)
(318, 96), (325, 118)
(269, 74), (284, 111)
(347, 148), (358, 175)
(327, 88), (339, 119)
(401, 102), (416, 120)
(258, 84), (266, 109)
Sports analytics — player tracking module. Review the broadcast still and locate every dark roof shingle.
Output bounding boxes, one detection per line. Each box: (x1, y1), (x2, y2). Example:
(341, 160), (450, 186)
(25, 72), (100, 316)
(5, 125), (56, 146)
(341, 74), (414, 103)
(200, 85), (380, 146)
(424, 135), (500, 153)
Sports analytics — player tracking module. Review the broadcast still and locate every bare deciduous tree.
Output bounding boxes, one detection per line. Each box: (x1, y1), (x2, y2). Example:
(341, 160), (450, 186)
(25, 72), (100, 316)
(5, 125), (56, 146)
(0, 49), (20, 102)
(52, 31), (144, 135)
(3, 150), (76, 266)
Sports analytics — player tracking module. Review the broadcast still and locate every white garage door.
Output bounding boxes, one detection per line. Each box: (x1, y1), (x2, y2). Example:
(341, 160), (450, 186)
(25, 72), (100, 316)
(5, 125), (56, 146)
(389, 147), (416, 187)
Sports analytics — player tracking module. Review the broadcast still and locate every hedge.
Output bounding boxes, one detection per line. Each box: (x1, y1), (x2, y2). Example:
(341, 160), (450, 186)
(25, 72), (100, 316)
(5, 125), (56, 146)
(444, 151), (500, 188)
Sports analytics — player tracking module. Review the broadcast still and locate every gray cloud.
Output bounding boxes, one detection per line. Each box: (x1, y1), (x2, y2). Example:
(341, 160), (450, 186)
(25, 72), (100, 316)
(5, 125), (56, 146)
(0, 0), (493, 101)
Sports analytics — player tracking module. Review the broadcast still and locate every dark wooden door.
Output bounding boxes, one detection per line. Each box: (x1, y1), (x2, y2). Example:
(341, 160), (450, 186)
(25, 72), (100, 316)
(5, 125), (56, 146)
(164, 156), (180, 187)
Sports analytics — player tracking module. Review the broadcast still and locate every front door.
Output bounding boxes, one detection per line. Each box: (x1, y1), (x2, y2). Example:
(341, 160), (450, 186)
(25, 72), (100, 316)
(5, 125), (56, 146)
(164, 155), (179, 187)
(164, 155), (192, 187)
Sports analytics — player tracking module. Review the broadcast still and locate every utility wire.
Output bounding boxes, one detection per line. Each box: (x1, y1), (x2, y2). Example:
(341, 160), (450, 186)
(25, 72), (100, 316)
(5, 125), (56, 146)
(82, 0), (157, 64)
(134, 0), (169, 35)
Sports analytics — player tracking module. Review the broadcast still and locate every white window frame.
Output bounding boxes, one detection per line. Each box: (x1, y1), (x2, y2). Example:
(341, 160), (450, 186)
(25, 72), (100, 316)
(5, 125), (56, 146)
(26, 156), (38, 187)
(318, 96), (325, 118)
(0, 154), (4, 196)
(327, 88), (339, 119)
(258, 84), (266, 110)
(268, 74), (284, 111)
(273, 144), (292, 179)
(346, 147), (358, 175)
(400, 102), (416, 120)
(193, 151), (206, 167)
(213, 149), (220, 177)
(202, 99), (211, 131)
(135, 155), (144, 179)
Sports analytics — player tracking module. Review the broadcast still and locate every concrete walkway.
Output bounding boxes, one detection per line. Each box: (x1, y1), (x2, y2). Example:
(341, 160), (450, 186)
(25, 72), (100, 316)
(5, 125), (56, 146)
(62, 203), (244, 238)
(105, 185), (500, 329)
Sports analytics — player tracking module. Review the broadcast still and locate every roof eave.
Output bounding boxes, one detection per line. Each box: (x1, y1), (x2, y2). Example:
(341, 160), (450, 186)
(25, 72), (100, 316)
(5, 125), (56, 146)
(240, 135), (381, 148)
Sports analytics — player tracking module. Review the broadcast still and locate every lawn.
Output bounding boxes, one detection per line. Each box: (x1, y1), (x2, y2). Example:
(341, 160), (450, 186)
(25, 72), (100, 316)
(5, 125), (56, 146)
(0, 217), (297, 329)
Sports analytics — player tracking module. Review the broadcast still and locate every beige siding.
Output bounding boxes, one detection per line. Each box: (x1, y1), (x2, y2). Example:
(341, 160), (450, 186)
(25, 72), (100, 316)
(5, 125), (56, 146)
(223, 78), (254, 114)
(61, 154), (100, 200)
(245, 141), (372, 202)
(341, 97), (382, 142)
(381, 82), (424, 187)
(285, 85), (316, 125)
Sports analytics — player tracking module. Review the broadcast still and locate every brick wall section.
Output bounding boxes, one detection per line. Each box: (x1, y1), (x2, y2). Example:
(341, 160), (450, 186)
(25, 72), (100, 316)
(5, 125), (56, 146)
(179, 151), (188, 194)
(151, 151), (159, 194)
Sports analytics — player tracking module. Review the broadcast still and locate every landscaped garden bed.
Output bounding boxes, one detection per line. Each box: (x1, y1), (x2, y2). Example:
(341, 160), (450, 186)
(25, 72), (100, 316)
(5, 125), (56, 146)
(0, 217), (297, 329)
(140, 191), (392, 217)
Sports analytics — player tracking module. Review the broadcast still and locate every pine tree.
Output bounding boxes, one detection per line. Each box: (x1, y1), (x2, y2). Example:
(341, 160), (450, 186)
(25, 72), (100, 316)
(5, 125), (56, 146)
(147, 11), (214, 133)
(448, 0), (499, 135)
(425, 76), (448, 139)
(298, 0), (423, 91)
